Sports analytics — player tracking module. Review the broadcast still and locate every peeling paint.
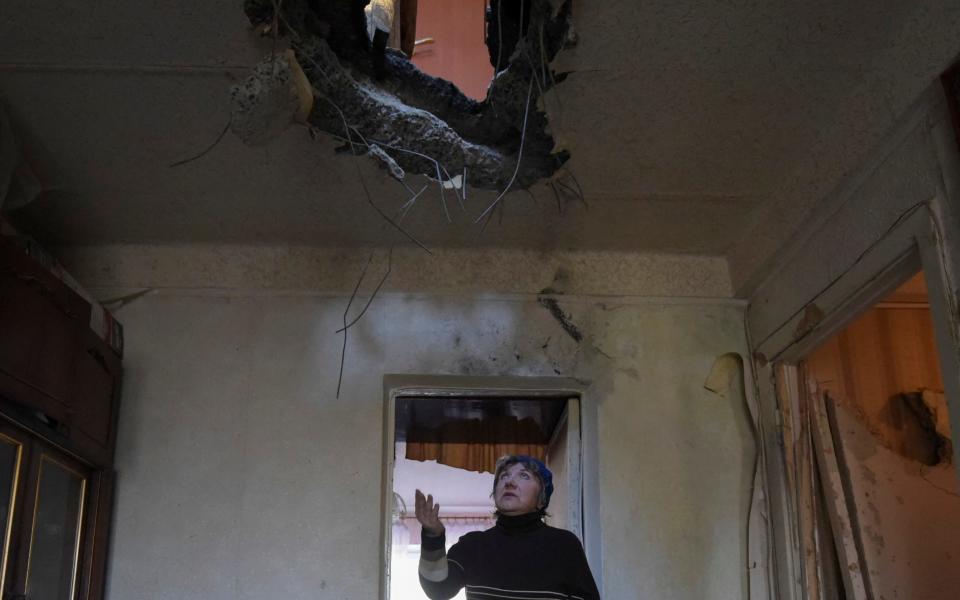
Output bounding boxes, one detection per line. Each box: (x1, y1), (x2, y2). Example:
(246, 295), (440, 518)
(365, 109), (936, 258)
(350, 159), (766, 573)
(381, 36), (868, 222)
(704, 353), (740, 397)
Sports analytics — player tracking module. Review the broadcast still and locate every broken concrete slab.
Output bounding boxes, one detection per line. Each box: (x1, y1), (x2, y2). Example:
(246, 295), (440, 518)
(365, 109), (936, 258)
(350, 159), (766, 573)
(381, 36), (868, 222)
(230, 50), (314, 145)
(236, 0), (573, 191)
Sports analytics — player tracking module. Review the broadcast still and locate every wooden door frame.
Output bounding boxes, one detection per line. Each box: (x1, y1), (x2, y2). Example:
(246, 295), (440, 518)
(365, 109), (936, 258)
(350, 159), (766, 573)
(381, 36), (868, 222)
(544, 398), (583, 542)
(753, 214), (960, 599)
(379, 374), (600, 600)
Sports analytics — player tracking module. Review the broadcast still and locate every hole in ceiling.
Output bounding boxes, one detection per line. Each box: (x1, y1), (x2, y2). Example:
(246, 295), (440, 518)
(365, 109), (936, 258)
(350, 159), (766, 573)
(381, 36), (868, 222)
(231, 0), (578, 198)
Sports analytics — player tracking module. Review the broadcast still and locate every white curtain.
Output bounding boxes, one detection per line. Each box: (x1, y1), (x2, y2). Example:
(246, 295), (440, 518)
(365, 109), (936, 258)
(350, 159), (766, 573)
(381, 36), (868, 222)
(434, 517), (494, 544)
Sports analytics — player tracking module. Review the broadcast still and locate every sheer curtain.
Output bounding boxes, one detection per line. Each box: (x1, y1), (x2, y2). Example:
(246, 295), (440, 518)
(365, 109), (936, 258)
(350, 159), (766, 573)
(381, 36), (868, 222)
(390, 515), (495, 600)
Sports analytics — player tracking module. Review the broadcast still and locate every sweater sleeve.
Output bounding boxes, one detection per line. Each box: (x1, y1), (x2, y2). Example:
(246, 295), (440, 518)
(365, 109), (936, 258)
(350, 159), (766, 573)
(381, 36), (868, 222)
(417, 529), (467, 600)
(565, 532), (601, 600)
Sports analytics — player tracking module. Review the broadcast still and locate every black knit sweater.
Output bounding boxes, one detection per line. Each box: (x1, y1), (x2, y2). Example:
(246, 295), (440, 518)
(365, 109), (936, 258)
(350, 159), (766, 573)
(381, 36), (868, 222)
(418, 513), (601, 600)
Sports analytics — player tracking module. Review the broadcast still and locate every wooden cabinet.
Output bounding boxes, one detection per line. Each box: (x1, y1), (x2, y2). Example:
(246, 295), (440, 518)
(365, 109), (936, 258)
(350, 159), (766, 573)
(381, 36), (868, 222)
(71, 333), (120, 464)
(0, 259), (83, 431)
(0, 422), (113, 600)
(0, 237), (120, 467)
(0, 237), (121, 599)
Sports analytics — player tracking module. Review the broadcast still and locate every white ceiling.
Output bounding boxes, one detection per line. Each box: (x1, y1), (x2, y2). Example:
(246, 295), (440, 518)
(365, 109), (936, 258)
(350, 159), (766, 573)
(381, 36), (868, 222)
(2, 1), (959, 291)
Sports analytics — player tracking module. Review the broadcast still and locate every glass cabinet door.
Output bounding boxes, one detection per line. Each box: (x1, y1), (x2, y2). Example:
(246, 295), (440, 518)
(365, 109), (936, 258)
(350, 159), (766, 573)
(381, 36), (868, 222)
(0, 434), (23, 594)
(0, 422), (98, 600)
(24, 455), (87, 600)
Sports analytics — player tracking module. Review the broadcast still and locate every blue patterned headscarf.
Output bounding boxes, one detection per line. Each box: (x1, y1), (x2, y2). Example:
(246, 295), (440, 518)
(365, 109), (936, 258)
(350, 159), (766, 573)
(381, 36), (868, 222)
(493, 454), (554, 511)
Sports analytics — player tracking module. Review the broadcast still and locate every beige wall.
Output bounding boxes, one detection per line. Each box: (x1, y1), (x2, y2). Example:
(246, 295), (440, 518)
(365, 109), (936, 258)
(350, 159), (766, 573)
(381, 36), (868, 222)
(79, 249), (754, 600)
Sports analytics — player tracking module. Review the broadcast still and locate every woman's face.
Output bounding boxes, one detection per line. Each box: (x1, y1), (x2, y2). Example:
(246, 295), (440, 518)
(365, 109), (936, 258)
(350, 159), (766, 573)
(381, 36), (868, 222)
(494, 463), (542, 516)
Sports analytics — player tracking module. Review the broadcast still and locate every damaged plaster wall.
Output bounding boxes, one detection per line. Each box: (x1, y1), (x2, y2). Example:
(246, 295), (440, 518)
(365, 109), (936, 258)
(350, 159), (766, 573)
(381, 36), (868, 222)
(746, 82), (960, 600)
(748, 82), (960, 453)
(804, 290), (958, 598)
(65, 247), (753, 600)
(806, 298), (949, 466)
(830, 401), (960, 600)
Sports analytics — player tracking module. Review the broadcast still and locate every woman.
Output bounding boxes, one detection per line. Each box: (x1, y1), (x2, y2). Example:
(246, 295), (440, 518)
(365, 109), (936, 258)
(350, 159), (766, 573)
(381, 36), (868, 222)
(415, 455), (600, 600)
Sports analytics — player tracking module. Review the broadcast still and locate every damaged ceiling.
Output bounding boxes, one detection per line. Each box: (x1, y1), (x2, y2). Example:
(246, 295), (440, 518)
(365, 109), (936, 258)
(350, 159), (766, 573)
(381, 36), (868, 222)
(229, 0), (575, 196)
(1, 1), (959, 293)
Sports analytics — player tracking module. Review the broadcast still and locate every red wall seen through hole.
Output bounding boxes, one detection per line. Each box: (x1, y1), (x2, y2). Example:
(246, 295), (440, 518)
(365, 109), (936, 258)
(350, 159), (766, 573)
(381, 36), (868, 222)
(411, 0), (494, 101)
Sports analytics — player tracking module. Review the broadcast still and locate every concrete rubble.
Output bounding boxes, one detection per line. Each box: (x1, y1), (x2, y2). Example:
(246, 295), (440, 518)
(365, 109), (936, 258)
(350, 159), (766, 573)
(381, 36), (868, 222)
(232, 0), (574, 191)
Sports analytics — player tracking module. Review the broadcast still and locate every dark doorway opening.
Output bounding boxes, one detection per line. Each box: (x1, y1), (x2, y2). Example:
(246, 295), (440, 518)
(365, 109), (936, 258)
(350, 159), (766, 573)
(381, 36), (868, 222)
(386, 393), (582, 600)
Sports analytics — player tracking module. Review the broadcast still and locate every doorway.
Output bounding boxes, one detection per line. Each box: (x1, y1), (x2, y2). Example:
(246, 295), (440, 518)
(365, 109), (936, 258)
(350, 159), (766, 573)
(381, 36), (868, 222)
(380, 379), (587, 600)
(787, 267), (959, 599)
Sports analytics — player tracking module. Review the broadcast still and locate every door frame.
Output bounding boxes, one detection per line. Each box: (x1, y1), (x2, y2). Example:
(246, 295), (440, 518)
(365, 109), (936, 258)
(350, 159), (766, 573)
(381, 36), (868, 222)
(544, 398), (583, 541)
(753, 215), (960, 599)
(379, 375), (600, 600)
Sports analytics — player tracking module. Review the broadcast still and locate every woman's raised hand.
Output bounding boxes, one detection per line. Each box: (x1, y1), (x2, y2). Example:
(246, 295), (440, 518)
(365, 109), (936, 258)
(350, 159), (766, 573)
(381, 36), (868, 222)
(414, 489), (444, 536)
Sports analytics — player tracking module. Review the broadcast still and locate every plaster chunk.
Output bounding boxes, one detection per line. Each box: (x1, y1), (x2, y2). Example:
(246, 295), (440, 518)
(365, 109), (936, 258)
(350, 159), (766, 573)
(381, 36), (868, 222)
(230, 53), (299, 146)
